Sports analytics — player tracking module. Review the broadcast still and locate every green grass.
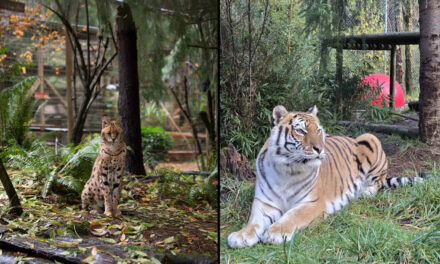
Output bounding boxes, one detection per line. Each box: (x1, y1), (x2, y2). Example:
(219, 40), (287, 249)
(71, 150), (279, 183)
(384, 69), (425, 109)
(221, 170), (440, 263)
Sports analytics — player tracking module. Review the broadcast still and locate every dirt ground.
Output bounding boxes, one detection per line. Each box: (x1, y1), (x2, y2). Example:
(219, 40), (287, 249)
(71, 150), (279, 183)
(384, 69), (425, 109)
(372, 113), (440, 177)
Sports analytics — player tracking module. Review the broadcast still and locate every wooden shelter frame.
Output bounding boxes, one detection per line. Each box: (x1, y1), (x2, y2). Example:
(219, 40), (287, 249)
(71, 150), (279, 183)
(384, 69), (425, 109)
(328, 31), (420, 110)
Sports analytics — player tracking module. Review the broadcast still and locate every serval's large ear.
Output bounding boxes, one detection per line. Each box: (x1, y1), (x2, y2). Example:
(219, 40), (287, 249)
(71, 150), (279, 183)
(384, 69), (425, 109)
(307, 105), (318, 116)
(115, 117), (122, 127)
(272, 105), (288, 126)
(102, 117), (111, 128)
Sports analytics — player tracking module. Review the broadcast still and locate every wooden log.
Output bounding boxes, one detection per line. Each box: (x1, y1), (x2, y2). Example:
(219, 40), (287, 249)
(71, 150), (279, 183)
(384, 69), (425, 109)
(336, 121), (418, 138)
(0, 237), (82, 264)
(390, 112), (419, 121)
(0, 235), (216, 264)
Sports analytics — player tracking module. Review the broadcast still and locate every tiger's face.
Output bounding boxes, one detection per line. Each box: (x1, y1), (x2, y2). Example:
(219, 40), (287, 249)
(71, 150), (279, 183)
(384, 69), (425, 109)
(270, 105), (325, 167)
(101, 117), (123, 145)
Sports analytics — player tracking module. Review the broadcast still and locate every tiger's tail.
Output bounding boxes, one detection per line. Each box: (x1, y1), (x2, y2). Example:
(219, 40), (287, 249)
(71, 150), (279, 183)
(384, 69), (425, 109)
(382, 172), (432, 189)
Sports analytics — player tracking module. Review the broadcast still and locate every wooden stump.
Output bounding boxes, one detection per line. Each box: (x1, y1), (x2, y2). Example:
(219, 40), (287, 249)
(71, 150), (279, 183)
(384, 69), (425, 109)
(220, 144), (255, 180)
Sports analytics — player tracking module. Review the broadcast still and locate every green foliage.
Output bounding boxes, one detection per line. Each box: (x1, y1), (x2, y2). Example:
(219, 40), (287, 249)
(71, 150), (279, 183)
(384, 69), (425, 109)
(2, 138), (56, 178)
(141, 102), (168, 127)
(221, 0), (390, 159)
(127, 0), (217, 102)
(155, 167), (217, 209)
(187, 167), (218, 208)
(43, 135), (101, 197)
(141, 126), (173, 170)
(0, 77), (41, 146)
(220, 176), (255, 225)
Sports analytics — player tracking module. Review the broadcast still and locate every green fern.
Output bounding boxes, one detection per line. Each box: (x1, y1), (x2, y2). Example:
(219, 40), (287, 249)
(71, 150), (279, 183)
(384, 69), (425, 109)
(43, 135), (101, 197)
(55, 176), (83, 194)
(0, 77), (40, 146)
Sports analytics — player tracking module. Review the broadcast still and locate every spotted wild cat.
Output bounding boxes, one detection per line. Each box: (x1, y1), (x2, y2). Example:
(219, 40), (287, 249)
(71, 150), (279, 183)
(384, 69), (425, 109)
(81, 117), (126, 217)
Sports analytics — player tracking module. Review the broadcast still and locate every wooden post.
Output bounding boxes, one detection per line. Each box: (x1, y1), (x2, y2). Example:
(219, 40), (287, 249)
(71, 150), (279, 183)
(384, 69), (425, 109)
(37, 47), (45, 130)
(336, 46), (343, 115)
(389, 45), (396, 108)
(65, 35), (74, 143)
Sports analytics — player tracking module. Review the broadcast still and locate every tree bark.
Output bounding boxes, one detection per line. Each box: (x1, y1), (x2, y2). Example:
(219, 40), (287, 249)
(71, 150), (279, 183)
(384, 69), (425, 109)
(116, 3), (146, 175)
(418, 0), (440, 145)
(393, 0), (403, 84)
(403, 0), (413, 94)
(0, 157), (22, 216)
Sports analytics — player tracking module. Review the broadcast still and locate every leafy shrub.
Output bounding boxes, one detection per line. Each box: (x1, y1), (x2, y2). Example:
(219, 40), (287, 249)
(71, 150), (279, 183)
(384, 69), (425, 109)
(187, 168), (218, 208)
(141, 126), (173, 170)
(0, 77), (42, 146)
(155, 167), (218, 209)
(1, 138), (56, 178)
(141, 102), (168, 127)
(43, 135), (101, 197)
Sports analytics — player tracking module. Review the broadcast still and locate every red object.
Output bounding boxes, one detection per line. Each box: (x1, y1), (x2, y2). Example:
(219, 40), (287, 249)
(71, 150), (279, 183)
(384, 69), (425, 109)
(34, 92), (50, 100)
(362, 73), (404, 108)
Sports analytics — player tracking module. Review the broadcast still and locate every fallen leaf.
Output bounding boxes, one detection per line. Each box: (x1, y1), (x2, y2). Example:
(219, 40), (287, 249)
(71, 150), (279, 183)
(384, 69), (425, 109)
(91, 246), (98, 256)
(163, 236), (175, 244)
(82, 255), (95, 263)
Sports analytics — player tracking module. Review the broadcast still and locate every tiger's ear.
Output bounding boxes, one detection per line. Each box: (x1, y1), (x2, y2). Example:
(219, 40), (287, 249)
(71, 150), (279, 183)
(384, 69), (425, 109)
(272, 105), (288, 126)
(307, 105), (318, 116)
(102, 117), (111, 128)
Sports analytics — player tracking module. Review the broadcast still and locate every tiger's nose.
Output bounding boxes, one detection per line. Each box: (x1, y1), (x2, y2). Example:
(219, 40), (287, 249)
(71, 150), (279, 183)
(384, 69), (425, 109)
(313, 146), (323, 154)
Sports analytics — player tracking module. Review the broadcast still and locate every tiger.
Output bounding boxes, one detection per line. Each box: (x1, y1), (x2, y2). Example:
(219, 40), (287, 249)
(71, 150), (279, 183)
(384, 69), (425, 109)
(227, 105), (426, 248)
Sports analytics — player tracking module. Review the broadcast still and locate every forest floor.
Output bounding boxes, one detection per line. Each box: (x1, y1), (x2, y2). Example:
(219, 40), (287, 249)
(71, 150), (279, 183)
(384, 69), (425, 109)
(0, 163), (217, 263)
(221, 129), (440, 263)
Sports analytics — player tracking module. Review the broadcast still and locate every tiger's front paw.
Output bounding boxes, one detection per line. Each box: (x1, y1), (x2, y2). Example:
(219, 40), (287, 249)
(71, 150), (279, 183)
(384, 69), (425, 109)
(261, 223), (293, 245)
(227, 225), (260, 248)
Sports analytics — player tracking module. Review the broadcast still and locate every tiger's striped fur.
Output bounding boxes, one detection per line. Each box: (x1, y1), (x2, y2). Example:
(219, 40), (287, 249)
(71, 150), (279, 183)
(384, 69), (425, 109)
(227, 105), (425, 248)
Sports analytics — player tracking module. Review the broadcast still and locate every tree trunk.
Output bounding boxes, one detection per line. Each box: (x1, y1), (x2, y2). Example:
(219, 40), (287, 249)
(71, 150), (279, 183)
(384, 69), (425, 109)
(0, 157), (22, 216)
(71, 93), (91, 145)
(403, 0), (413, 94)
(116, 3), (146, 175)
(219, 143), (255, 181)
(418, 0), (440, 145)
(394, 0), (403, 84)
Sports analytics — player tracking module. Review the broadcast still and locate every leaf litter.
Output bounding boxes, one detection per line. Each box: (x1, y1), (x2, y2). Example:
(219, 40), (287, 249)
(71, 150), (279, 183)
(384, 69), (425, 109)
(0, 166), (218, 263)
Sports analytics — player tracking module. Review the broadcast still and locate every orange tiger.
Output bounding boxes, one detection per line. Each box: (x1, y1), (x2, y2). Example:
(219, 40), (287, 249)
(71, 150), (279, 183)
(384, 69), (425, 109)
(228, 105), (425, 247)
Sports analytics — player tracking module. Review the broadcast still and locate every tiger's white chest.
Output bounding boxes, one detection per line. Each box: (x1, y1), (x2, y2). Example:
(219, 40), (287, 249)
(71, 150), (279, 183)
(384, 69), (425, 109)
(255, 149), (319, 213)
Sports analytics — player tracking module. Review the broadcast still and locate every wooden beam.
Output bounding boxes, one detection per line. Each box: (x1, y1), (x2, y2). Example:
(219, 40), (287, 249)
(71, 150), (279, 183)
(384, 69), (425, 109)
(389, 45), (396, 108)
(37, 47), (45, 131)
(0, 1), (25, 12)
(328, 32), (420, 50)
(29, 78), (41, 94)
(66, 34), (74, 143)
(44, 79), (67, 108)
